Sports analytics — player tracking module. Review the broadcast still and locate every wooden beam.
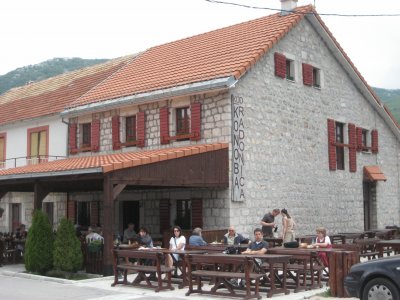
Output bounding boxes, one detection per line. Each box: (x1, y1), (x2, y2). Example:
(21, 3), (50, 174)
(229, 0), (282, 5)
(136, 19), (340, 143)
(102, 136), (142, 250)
(102, 175), (114, 276)
(112, 184), (126, 201)
(34, 182), (50, 210)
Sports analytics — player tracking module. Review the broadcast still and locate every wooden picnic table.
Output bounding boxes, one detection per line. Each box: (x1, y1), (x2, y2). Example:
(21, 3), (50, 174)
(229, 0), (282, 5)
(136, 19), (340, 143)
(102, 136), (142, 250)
(376, 239), (400, 257)
(185, 252), (292, 299)
(268, 246), (358, 298)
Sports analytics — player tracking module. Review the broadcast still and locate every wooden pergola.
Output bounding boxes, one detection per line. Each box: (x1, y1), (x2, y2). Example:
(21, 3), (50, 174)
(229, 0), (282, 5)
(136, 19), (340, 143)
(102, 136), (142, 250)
(0, 143), (229, 274)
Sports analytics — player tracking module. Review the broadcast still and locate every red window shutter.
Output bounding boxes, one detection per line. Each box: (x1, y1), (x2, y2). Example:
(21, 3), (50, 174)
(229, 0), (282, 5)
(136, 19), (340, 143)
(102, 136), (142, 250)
(302, 63), (313, 86)
(136, 111), (146, 148)
(327, 119), (336, 171)
(160, 107), (170, 144)
(274, 52), (286, 78)
(159, 199), (170, 234)
(191, 198), (203, 229)
(90, 202), (99, 227)
(69, 123), (77, 154)
(356, 127), (363, 152)
(348, 123), (357, 172)
(67, 199), (76, 223)
(371, 129), (379, 153)
(190, 103), (201, 141)
(91, 119), (100, 152)
(112, 116), (121, 150)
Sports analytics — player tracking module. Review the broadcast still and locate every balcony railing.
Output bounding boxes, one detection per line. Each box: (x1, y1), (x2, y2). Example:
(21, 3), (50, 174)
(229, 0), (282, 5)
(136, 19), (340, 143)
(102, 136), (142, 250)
(0, 155), (66, 170)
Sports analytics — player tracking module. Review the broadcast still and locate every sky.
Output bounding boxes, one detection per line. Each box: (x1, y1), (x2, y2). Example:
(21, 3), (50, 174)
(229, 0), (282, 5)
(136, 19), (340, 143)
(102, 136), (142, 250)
(0, 0), (399, 89)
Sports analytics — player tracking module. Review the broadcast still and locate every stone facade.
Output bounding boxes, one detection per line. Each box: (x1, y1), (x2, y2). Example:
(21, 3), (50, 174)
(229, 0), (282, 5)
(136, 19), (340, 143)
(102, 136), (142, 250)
(228, 18), (400, 237)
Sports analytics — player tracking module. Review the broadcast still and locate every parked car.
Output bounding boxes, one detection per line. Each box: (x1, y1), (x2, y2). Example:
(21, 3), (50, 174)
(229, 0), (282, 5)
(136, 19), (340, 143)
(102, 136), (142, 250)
(344, 255), (400, 300)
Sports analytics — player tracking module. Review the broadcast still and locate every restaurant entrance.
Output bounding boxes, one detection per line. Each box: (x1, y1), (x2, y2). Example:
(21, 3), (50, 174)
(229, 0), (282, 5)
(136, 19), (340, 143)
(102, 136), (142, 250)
(363, 181), (377, 230)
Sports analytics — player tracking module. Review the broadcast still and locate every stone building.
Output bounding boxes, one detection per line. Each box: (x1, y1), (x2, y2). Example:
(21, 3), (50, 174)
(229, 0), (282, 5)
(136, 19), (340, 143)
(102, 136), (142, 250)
(0, 2), (399, 272)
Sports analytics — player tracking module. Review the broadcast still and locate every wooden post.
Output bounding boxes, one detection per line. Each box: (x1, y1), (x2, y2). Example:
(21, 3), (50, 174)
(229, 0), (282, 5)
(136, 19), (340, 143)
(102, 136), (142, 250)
(34, 182), (50, 210)
(102, 175), (114, 276)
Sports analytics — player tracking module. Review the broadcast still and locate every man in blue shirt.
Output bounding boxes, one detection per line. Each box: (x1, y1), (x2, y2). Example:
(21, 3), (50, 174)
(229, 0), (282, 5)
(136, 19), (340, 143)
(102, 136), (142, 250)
(188, 227), (207, 246)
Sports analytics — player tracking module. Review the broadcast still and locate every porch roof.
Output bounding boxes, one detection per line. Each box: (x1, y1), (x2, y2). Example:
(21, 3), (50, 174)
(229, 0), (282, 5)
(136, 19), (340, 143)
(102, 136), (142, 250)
(363, 165), (387, 182)
(0, 143), (229, 193)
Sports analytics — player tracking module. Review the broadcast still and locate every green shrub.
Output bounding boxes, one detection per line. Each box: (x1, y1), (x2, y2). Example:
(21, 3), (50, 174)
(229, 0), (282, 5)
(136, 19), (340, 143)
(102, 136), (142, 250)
(24, 210), (54, 274)
(87, 239), (103, 253)
(53, 218), (83, 272)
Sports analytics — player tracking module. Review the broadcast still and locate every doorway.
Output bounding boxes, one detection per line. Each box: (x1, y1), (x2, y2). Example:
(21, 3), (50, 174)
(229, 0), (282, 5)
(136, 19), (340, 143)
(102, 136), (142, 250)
(363, 181), (377, 230)
(122, 201), (140, 236)
(11, 203), (21, 232)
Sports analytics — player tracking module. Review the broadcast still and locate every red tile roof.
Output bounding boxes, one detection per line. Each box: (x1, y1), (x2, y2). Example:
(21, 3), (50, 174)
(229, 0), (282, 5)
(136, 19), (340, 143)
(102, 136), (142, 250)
(0, 56), (134, 126)
(0, 143), (228, 177)
(363, 166), (387, 182)
(68, 6), (313, 108)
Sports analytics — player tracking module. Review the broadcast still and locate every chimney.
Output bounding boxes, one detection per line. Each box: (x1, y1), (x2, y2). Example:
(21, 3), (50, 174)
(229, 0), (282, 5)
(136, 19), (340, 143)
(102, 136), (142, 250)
(280, 0), (298, 15)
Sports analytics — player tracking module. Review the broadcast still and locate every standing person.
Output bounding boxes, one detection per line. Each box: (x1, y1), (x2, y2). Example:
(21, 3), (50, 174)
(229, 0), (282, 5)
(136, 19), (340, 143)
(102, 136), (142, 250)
(165, 226), (186, 268)
(122, 222), (137, 244)
(138, 227), (153, 248)
(188, 228), (207, 246)
(223, 226), (249, 245)
(281, 209), (296, 243)
(260, 208), (280, 238)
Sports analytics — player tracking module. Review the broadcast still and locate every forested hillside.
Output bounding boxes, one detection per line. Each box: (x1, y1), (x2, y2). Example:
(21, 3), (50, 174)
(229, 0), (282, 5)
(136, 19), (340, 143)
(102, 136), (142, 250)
(0, 57), (108, 95)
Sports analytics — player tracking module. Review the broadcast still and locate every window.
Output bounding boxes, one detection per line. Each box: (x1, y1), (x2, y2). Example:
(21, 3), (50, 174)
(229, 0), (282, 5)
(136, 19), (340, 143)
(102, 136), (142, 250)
(362, 129), (368, 150)
(286, 59), (294, 81)
(81, 123), (91, 148)
(335, 122), (345, 170)
(0, 134), (5, 168)
(125, 116), (137, 142)
(77, 202), (90, 227)
(27, 126), (48, 165)
(313, 67), (321, 88)
(176, 200), (191, 230)
(176, 107), (190, 136)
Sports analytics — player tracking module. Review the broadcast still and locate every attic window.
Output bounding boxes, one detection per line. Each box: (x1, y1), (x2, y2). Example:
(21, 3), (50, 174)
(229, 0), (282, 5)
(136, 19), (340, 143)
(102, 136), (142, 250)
(313, 67), (321, 88)
(286, 59), (294, 81)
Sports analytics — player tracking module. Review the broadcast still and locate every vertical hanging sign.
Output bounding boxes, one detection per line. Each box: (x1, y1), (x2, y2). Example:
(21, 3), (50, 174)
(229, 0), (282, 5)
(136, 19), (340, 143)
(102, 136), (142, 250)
(231, 94), (245, 202)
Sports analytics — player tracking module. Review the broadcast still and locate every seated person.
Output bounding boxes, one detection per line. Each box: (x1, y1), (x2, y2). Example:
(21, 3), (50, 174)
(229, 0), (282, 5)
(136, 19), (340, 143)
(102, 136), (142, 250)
(16, 224), (28, 240)
(123, 222), (137, 244)
(138, 227), (153, 248)
(188, 227), (207, 246)
(165, 226), (186, 269)
(223, 226), (249, 245)
(242, 228), (268, 255)
(310, 226), (332, 267)
(86, 227), (104, 243)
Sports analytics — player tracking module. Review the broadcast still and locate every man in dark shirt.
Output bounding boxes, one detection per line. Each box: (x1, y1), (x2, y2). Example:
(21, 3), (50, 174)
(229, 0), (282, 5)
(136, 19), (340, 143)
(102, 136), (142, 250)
(260, 208), (280, 238)
(242, 228), (268, 255)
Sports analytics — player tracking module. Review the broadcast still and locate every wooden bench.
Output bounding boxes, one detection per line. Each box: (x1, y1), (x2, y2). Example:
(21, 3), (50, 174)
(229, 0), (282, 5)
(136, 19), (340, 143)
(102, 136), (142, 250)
(112, 249), (175, 292)
(185, 253), (264, 299)
(354, 238), (379, 260)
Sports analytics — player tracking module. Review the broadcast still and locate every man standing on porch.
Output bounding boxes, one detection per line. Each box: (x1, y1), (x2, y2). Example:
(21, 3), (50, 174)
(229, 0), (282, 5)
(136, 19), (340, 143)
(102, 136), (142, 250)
(260, 208), (280, 238)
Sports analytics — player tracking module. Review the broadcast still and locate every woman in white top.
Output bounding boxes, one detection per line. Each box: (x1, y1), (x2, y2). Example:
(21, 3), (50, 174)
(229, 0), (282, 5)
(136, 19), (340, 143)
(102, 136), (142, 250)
(165, 226), (186, 268)
(281, 208), (296, 243)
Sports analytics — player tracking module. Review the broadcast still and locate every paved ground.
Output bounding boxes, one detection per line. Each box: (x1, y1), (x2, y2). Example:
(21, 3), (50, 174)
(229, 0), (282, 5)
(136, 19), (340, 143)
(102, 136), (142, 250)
(0, 263), (355, 300)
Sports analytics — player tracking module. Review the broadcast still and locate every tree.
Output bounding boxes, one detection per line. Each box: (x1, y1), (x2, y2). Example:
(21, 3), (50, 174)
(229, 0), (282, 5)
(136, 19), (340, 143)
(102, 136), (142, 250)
(53, 218), (83, 272)
(24, 210), (54, 274)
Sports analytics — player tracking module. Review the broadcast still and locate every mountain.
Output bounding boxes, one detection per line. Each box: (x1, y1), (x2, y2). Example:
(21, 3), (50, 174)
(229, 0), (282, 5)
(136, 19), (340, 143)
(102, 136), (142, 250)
(373, 88), (400, 124)
(0, 57), (109, 95)
(0, 58), (399, 124)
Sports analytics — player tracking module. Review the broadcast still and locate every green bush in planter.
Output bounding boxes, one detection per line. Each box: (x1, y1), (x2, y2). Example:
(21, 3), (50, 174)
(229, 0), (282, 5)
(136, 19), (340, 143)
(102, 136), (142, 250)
(53, 218), (83, 272)
(87, 239), (103, 253)
(24, 210), (54, 274)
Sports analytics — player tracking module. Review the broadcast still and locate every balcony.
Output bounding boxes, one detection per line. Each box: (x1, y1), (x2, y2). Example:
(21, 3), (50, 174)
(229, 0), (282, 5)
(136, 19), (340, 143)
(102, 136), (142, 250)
(0, 155), (66, 170)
